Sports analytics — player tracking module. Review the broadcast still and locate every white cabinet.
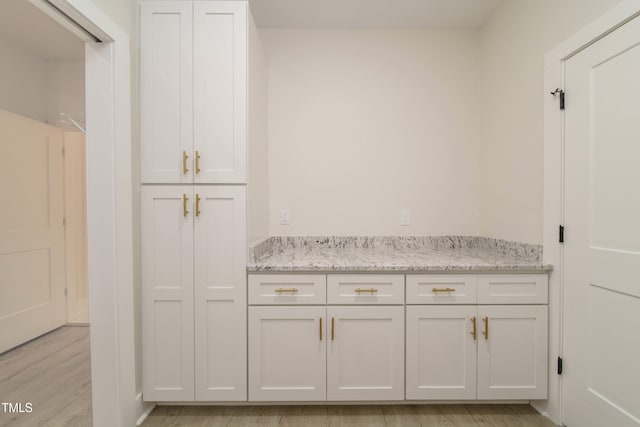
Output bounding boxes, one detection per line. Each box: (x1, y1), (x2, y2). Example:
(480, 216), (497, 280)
(327, 274), (404, 305)
(248, 274), (404, 402)
(248, 307), (326, 401)
(141, 1), (247, 184)
(406, 306), (477, 400)
(405, 273), (549, 401)
(141, 186), (195, 401)
(327, 306), (405, 401)
(142, 186), (246, 401)
(477, 305), (548, 400)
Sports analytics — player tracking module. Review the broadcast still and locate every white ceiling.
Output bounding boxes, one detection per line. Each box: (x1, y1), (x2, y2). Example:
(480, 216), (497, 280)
(0, 0), (84, 61)
(248, 0), (503, 29)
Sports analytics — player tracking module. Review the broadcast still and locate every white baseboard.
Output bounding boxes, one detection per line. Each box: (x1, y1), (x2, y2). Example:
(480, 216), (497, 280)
(135, 393), (156, 426)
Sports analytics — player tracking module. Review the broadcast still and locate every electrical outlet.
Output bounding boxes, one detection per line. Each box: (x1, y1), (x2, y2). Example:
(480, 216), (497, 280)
(280, 209), (290, 225)
(400, 210), (411, 226)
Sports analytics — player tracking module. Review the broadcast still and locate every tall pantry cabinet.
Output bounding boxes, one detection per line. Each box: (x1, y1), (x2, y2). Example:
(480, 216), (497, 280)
(140, 1), (267, 402)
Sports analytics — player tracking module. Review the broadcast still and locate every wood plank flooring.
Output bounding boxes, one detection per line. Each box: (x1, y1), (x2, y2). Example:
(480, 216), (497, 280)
(143, 404), (560, 427)
(0, 326), (92, 427)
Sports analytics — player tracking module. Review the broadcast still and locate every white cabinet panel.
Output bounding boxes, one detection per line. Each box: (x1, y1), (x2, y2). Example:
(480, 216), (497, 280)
(406, 306), (477, 400)
(406, 274), (477, 304)
(248, 274), (326, 305)
(249, 307), (326, 401)
(477, 305), (548, 400)
(142, 186), (194, 401)
(477, 274), (548, 304)
(327, 306), (404, 401)
(140, 2), (193, 183)
(194, 186), (246, 401)
(327, 274), (404, 305)
(194, 2), (246, 183)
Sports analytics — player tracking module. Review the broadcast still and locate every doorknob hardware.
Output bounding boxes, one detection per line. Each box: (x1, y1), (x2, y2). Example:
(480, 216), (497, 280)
(182, 194), (189, 218)
(432, 287), (455, 293)
(320, 318), (323, 341)
(482, 316), (489, 340)
(355, 288), (378, 294)
(182, 151), (189, 174)
(195, 150), (201, 174)
(195, 194), (201, 217)
(331, 317), (335, 341)
(471, 316), (477, 340)
(274, 288), (298, 293)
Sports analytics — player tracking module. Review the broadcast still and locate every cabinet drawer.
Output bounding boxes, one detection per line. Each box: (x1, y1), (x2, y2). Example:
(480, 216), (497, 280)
(406, 275), (477, 304)
(327, 274), (404, 304)
(477, 274), (548, 304)
(248, 274), (326, 305)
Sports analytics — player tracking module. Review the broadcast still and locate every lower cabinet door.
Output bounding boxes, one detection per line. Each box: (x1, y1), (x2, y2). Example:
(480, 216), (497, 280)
(406, 306), (477, 400)
(248, 306), (326, 401)
(194, 186), (247, 401)
(327, 306), (404, 401)
(477, 305), (548, 400)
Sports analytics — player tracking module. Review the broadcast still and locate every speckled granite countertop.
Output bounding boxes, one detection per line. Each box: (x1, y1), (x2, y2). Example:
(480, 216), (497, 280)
(247, 236), (552, 272)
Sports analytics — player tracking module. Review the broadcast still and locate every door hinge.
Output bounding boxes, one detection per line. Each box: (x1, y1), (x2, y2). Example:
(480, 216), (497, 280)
(557, 356), (563, 375)
(550, 88), (565, 110)
(64, 288), (68, 296)
(559, 225), (565, 243)
(62, 146), (66, 156)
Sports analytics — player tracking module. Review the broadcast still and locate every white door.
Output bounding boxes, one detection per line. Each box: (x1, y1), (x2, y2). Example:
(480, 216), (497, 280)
(563, 15), (640, 427)
(63, 132), (89, 324)
(140, 2), (193, 184)
(248, 306), (326, 401)
(0, 111), (66, 353)
(327, 306), (404, 401)
(194, 2), (246, 184)
(477, 305), (548, 400)
(194, 186), (246, 401)
(406, 306), (477, 400)
(141, 186), (194, 401)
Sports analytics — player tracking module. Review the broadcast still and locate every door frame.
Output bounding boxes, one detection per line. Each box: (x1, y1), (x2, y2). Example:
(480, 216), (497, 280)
(542, 1), (640, 424)
(27, 0), (149, 426)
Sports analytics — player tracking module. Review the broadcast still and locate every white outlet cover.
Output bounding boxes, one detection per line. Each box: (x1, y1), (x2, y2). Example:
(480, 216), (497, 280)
(400, 210), (410, 226)
(280, 209), (290, 225)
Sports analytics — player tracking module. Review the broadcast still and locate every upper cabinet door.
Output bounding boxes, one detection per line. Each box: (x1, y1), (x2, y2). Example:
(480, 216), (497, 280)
(141, 2), (194, 184)
(194, 2), (247, 183)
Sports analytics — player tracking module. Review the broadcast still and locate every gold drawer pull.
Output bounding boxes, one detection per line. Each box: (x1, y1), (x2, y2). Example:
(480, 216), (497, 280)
(182, 151), (189, 174)
(331, 317), (335, 341)
(483, 316), (489, 340)
(471, 316), (477, 340)
(275, 288), (298, 293)
(355, 288), (378, 294)
(195, 193), (201, 217)
(319, 318), (323, 341)
(195, 150), (201, 174)
(432, 287), (455, 293)
(182, 194), (189, 218)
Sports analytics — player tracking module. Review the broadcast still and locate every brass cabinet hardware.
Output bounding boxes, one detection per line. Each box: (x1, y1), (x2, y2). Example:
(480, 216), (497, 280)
(195, 150), (201, 174)
(195, 194), (201, 217)
(471, 316), (477, 340)
(432, 287), (455, 293)
(320, 318), (323, 341)
(275, 288), (298, 293)
(182, 151), (189, 174)
(482, 316), (489, 340)
(331, 317), (335, 341)
(182, 194), (189, 217)
(355, 288), (378, 294)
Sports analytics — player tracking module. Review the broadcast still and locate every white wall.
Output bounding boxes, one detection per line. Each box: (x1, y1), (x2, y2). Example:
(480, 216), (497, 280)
(0, 36), (48, 123)
(478, 0), (625, 245)
(47, 61), (85, 127)
(263, 30), (481, 236)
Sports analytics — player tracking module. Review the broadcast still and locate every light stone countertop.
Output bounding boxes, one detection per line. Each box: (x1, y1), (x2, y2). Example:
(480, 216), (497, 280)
(247, 236), (552, 273)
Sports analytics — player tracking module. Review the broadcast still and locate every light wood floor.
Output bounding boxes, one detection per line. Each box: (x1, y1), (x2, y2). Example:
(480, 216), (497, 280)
(143, 404), (560, 427)
(0, 326), (92, 427)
